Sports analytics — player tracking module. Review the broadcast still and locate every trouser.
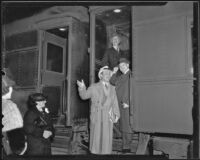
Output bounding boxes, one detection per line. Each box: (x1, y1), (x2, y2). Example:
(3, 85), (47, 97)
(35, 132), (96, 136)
(122, 132), (132, 150)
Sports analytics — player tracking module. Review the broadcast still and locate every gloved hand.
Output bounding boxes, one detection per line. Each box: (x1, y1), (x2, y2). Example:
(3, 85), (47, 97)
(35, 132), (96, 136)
(43, 130), (52, 139)
(122, 103), (129, 108)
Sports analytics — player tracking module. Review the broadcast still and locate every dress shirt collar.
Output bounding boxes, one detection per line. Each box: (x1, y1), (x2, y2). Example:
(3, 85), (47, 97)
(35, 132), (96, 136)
(113, 46), (119, 52)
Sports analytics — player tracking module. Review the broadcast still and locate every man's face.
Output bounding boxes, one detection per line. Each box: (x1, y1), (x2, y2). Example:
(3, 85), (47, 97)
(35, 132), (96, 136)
(36, 100), (46, 112)
(112, 36), (120, 46)
(101, 70), (111, 82)
(119, 62), (129, 74)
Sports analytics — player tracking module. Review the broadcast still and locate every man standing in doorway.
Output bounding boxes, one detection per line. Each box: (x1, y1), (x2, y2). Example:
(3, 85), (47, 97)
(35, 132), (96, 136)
(110, 58), (135, 153)
(101, 33), (129, 76)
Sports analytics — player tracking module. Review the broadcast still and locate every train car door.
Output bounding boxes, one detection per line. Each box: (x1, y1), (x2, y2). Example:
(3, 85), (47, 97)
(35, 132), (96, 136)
(131, 5), (193, 135)
(40, 31), (67, 125)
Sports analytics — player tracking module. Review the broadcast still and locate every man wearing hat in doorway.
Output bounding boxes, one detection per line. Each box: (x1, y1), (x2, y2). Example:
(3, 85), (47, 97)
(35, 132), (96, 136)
(77, 66), (120, 154)
(110, 57), (135, 153)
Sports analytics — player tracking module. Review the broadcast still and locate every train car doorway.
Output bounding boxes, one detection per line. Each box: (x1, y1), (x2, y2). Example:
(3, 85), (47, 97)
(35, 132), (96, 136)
(40, 28), (68, 126)
(89, 6), (131, 83)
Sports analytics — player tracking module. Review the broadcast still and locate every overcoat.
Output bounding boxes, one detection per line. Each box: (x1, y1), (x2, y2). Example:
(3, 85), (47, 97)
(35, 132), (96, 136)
(23, 107), (54, 155)
(78, 81), (120, 154)
(110, 70), (136, 133)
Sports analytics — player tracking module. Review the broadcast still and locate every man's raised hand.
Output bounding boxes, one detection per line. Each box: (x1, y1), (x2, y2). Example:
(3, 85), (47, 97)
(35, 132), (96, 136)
(77, 79), (85, 89)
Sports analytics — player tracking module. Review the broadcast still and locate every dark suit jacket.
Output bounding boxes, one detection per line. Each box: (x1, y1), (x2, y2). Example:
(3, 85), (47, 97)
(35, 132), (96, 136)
(101, 47), (128, 70)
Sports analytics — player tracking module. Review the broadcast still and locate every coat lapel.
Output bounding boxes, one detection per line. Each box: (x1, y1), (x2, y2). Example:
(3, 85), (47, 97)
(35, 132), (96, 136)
(116, 71), (130, 89)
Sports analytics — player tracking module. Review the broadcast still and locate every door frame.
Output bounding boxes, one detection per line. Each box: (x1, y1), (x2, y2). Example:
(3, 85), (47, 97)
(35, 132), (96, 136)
(41, 31), (67, 121)
(89, 6), (125, 84)
(36, 17), (73, 126)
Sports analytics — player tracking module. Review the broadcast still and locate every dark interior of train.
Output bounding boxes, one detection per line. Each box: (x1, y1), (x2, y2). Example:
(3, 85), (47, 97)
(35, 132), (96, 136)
(96, 6), (131, 59)
(95, 6), (131, 79)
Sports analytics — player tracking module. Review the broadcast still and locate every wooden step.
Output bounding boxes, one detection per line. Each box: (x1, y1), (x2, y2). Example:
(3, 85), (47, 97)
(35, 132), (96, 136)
(136, 133), (150, 154)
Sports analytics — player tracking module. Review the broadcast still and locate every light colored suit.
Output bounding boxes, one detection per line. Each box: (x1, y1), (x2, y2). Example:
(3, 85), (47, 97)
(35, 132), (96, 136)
(78, 81), (120, 154)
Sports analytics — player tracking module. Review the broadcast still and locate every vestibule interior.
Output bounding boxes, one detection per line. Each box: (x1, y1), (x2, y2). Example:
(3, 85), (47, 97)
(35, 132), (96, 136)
(95, 6), (131, 81)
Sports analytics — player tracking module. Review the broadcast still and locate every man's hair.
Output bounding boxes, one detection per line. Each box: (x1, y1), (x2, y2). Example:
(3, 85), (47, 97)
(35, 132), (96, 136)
(110, 34), (121, 43)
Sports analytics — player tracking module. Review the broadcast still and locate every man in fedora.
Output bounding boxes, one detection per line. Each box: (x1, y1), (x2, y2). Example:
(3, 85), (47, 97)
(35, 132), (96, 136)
(110, 57), (135, 153)
(77, 66), (120, 154)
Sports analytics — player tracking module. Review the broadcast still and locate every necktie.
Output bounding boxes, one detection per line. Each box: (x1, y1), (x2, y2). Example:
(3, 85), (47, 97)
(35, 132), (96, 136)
(105, 83), (108, 89)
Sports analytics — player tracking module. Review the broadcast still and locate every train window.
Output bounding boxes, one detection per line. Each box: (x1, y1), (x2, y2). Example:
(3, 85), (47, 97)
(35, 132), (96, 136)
(5, 49), (38, 87)
(46, 43), (63, 73)
(5, 30), (38, 51)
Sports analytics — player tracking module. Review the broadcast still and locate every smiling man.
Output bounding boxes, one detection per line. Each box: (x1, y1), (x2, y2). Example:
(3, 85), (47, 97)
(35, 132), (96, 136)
(77, 66), (120, 154)
(110, 58), (135, 153)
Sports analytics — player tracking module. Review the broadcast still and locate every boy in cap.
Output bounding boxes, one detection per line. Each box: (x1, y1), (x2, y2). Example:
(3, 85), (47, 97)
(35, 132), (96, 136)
(110, 57), (135, 153)
(77, 66), (120, 154)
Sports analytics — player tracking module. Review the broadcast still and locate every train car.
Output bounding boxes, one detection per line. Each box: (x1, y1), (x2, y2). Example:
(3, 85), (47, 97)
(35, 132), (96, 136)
(2, 5), (90, 154)
(2, 1), (199, 158)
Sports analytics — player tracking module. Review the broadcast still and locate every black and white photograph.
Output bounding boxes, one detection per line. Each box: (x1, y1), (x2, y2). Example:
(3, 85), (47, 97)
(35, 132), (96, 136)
(1, 1), (200, 159)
